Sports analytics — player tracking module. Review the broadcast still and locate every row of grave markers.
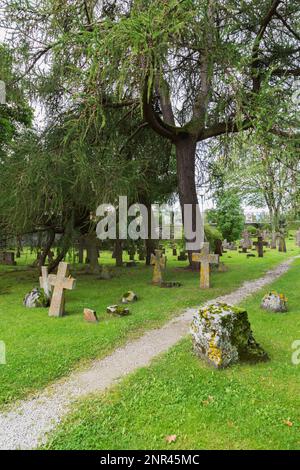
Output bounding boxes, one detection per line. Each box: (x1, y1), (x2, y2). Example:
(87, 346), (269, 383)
(19, 228), (300, 317)
(38, 243), (220, 317)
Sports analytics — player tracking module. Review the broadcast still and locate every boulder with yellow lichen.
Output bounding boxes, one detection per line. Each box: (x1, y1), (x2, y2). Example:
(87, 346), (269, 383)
(191, 302), (269, 369)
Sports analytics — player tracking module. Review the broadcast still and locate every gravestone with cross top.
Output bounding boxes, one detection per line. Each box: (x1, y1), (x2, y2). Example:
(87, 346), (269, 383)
(192, 242), (219, 289)
(241, 230), (252, 252)
(48, 262), (76, 317)
(39, 266), (52, 299)
(150, 249), (166, 285)
(253, 236), (264, 258)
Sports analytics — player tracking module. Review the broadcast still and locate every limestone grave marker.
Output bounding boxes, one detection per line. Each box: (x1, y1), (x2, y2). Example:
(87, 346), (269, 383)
(48, 262), (76, 317)
(192, 242), (219, 289)
(150, 249), (166, 285)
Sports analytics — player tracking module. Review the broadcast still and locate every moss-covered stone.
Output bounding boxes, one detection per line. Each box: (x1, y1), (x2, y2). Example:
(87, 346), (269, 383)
(122, 291), (138, 303)
(106, 305), (130, 316)
(23, 287), (49, 308)
(191, 302), (269, 368)
(261, 291), (288, 313)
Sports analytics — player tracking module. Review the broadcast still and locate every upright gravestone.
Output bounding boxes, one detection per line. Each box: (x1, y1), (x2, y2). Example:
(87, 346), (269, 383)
(222, 239), (229, 250)
(192, 243), (219, 289)
(255, 236), (264, 258)
(150, 250), (166, 285)
(241, 230), (252, 253)
(48, 262), (76, 317)
(39, 266), (52, 299)
(0, 251), (16, 265)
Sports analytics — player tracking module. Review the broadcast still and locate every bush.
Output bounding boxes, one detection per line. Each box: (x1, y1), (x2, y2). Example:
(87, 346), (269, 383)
(245, 225), (258, 236)
(205, 224), (223, 251)
(215, 191), (245, 242)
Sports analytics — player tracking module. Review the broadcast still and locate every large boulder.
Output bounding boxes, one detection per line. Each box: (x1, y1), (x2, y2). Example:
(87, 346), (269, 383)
(191, 302), (269, 369)
(261, 291), (288, 313)
(23, 287), (49, 308)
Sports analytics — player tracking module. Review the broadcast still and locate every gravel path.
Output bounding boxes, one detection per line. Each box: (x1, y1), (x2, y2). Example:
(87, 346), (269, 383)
(0, 256), (298, 450)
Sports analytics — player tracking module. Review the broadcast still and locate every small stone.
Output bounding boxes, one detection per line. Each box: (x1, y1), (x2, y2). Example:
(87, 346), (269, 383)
(23, 287), (49, 308)
(261, 291), (288, 313)
(160, 281), (182, 288)
(107, 305), (130, 316)
(122, 291), (138, 303)
(191, 302), (269, 369)
(83, 308), (98, 323)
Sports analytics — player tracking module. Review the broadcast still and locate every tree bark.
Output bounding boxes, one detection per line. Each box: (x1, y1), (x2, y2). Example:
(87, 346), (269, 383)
(38, 229), (55, 268)
(176, 137), (200, 268)
(114, 238), (123, 267)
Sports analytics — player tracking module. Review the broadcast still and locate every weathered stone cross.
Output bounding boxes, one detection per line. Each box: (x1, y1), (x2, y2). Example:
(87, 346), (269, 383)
(150, 249), (166, 285)
(254, 236), (264, 258)
(48, 262), (76, 317)
(39, 266), (52, 299)
(241, 230), (252, 252)
(192, 242), (219, 289)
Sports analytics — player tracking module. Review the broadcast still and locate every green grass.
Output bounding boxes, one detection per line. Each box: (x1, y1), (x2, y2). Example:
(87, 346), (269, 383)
(43, 257), (300, 451)
(0, 241), (298, 408)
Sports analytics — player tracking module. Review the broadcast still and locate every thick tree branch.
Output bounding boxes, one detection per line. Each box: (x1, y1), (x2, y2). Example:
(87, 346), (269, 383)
(197, 119), (252, 141)
(275, 11), (300, 41)
(251, 0), (281, 92)
(155, 77), (176, 126)
(271, 68), (300, 77)
(142, 77), (187, 141)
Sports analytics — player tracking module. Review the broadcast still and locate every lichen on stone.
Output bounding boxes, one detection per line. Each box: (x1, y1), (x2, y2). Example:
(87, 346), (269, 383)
(261, 291), (288, 313)
(122, 291), (138, 303)
(23, 287), (49, 308)
(191, 302), (269, 369)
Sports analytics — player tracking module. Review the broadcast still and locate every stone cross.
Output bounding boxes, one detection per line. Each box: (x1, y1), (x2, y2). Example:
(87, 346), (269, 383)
(241, 230), (252, 252)
(192, 243), (219, 289)
(255, 236), (264, 258)
(48, 262), (76, 317)
(150, 250), (166, 285)
(39, 266), (52, 299)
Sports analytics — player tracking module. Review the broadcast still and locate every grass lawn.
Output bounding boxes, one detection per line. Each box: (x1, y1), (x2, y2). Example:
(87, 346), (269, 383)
(0, 240), (299, 409)
(43, 257), (300, 450)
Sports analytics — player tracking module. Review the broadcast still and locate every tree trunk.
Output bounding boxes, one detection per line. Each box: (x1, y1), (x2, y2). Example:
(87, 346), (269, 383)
(114, 238), (123, 267)
(140, 198), (157, 266)
(86, 240), (101, 274)
(78, 240), (84, 263)
(38, 229), (55, 268)
(272, 213), (280, 249)
(176, 137), (201, 268)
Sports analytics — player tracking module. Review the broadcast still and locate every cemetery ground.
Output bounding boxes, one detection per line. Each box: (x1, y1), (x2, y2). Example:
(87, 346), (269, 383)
(0, 238), (299, 450)
(44, 256), (300, 451)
